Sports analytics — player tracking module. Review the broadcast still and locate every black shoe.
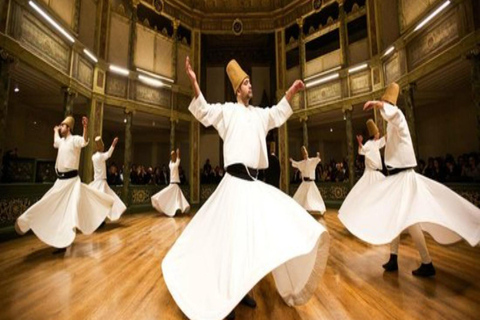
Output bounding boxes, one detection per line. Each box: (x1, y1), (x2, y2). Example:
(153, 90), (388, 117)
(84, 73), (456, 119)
(241, 294), (257, 308)
(382, 254), (398, 272)
(52, 248), (67, 255)
(226, 310), (235, 320)
(412, 262), (436, 277)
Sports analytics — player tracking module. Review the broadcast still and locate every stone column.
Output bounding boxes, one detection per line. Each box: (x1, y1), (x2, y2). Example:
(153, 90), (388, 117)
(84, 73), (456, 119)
(275, 28), (289, 193)
(0, 51), (12, 181)
(172, 19), (179, 83)
(189, 29), (201, 204)
(278, 119), (290, 193)
(402, 83), (419, 156)
(95, 0), (110, 59)
(339, 1), (349, 67)
(467, 49), (480, 152)
(297, 18), (308, 111)
(62, 87), (76, 118)
(190, 120), (200, 204)
(128, 1), (138, 70)
(300, 116), (308, 149)
(170, 117), (177, 152)
(122, 110), (133, 205)
(344, 107), (355, 188)
(82, 98), (104, 183)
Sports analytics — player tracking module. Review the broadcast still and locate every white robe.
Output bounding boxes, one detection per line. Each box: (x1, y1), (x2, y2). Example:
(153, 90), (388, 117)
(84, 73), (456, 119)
(291, 157), (326, 214)
(338, 103), (480, 246)
(16, 134), (114, 248)
(151, 159), (190, 217)
(162, 94), (329, 320)
(89, 146), (126, 221)
(339, 138), (386, 220)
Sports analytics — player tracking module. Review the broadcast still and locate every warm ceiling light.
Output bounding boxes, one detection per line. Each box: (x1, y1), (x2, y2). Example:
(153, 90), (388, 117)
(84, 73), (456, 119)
(109, 65), (129, 76)
(348, 63), (368, 74)
(136, 68), (174, 83)
(414, 1), (451, 32)
(383, 46), (395, 57)
(305, 73), (339, 88)
(83, 49), (98, 63)
(29, 1), (75, 43)
(138, 75), (167, 88)
(304, 66), (342, 82)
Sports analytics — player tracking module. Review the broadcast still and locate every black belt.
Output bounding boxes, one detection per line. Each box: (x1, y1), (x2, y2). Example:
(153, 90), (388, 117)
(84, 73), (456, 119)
(226, 163), (259, 181)
(56, 170), (78, 180)
(303, 177), (314, 182)
(170, 182), (180, 185)
(387, 167), (415, 176)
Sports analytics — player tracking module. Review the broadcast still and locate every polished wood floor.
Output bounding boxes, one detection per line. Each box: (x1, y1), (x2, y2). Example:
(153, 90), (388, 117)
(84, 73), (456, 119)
(0, 209), (479, 320)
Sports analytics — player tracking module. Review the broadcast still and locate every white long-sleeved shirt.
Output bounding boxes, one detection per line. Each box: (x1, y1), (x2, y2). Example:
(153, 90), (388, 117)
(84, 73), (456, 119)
(291, 157), (320, 180)
(54, 134), (88, 172)
(359, 137), (385, 171)
(92, 146), (114, 180)
(170, 158), (180, 183)
(189, 93), (292, 169)
(380, 102), (417, 169)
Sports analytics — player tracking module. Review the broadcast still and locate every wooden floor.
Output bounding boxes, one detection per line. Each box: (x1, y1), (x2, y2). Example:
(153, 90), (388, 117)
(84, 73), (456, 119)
(0, 210), (479, 320)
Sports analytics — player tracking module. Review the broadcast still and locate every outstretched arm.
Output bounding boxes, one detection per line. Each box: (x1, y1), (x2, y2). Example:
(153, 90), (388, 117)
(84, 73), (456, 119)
(53, 126), (61, 148)
(186, 56), (201, 98)
(356, 135), (365, 155)
(104, 137), (118, 160)
(290, 157), (301, 168)
(176, 148), (181, 161)
(364, 100), (406, 130)
(186, 57), (224, 130)
(285, 80), (305, 104)
(82, 117), (88, 143)
(265, 80), (306, 131)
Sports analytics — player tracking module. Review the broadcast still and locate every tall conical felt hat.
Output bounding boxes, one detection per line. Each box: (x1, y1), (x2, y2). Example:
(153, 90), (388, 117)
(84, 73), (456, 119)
(95, 136), (104, 150)
(61, 116), (75, 130)
(381, 82), (400, 105)
(226, 59), (249, 93)
(366, 119), (379, 137)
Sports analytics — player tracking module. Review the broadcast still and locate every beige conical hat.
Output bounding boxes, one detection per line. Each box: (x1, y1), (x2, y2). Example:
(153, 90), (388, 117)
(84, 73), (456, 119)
(381, 82), (400, 105)
(366, 119), (379, 137)
(61, 116), (75, 130)
(226, 59), (249, 93)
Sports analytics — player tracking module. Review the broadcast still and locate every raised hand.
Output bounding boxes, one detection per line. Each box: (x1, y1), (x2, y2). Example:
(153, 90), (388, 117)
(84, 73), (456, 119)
(185, 56), (196, 84)
(112, 137), (119, 147)
(286, 80), (305, 101)
(363, 100), (383, 111)
(356, 135), (363, 144)
(82, 116), (88, 127)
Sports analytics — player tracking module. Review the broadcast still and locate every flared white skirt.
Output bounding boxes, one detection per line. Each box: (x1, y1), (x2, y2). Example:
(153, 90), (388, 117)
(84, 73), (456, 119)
(16, 176), (114, 248)
(293, 181), (326, 214)
(89, 179), (126, 221)
(339, 169), (385, 218)
(162, 173), (330, 320)
(338, 169), (480, 246)
(151, 183), (190, 217)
